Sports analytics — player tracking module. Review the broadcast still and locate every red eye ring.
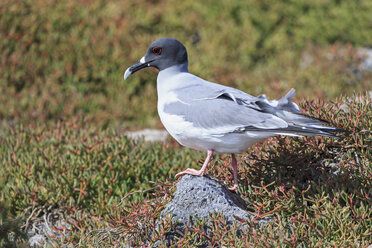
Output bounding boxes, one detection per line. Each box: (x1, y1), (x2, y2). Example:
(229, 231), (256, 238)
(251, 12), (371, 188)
(152, 47), (162, 55)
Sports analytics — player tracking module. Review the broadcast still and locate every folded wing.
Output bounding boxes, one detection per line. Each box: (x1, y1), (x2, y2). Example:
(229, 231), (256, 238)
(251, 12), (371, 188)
(164, 85), (346, 138)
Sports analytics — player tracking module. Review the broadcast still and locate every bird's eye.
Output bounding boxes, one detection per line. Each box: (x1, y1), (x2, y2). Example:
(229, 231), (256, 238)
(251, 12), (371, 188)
(152, 47), (162, 55)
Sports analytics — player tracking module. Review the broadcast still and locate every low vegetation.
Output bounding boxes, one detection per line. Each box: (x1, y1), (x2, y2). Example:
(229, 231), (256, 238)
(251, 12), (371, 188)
(1, 94), (370, 247)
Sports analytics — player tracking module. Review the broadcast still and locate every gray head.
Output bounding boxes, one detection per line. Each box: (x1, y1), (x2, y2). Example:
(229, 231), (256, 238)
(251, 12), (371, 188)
(124, 38), (188, 80)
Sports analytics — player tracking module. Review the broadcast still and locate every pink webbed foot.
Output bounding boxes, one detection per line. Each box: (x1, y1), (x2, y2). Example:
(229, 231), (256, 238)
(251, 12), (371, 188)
(175, 168), (205, 178)
(175, 150), (214, 179)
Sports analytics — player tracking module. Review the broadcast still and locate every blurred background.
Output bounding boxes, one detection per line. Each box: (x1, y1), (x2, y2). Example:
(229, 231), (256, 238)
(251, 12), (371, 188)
(1, 1), (371, 245)
(1, 0), (371, 130)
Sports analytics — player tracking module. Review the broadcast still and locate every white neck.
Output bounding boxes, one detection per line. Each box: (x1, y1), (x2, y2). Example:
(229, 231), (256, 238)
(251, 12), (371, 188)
(159, 62), (188, 75)
(157, 62), (189, 93)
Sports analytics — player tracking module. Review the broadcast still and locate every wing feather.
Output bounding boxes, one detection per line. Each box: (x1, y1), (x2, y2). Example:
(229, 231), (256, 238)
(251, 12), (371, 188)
(165, 84), (346, 137)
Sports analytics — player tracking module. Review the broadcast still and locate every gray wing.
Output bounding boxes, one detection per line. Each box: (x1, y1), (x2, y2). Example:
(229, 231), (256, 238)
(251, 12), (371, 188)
(165, 85), (344, 137)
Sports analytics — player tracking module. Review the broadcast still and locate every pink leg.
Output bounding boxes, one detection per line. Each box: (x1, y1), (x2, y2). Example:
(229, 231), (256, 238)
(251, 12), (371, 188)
(228, 154), (239, 192)
(175, 150), (214, 178)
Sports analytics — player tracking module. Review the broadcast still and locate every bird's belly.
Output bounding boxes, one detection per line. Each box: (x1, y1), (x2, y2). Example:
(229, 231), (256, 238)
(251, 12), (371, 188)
(159, 111), (270, 153)
(178, 132), (267, 154)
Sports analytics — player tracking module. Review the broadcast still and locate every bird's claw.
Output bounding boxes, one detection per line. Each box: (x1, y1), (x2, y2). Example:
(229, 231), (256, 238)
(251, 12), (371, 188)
(228, 184), (238, 192)
(175, 168), (204, 178)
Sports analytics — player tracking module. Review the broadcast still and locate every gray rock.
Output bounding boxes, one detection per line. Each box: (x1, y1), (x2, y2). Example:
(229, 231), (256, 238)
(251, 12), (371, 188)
(28, 234), (46, 247)
(161, 175), (250, 225)
(25, 207), (74, 247)
(358, 47), (372, 71)
(156, 175), (273, 246)
(160, 175), (271, 236)
(125, 129), (168, 142)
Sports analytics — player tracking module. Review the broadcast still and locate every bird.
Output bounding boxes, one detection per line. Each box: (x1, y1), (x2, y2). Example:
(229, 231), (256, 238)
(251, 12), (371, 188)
(124, 38), (346, 191)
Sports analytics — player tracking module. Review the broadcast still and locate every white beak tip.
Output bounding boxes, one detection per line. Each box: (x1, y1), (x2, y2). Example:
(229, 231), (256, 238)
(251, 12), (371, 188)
(124, 68), (131, 80)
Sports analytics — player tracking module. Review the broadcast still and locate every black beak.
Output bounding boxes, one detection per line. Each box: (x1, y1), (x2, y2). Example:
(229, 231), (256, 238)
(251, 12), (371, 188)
(124, 57), (152, 80)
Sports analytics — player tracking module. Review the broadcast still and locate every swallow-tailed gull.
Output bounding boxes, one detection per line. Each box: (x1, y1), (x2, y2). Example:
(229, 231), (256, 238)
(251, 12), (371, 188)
(124, 38), (346, 191)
